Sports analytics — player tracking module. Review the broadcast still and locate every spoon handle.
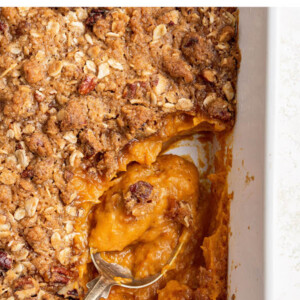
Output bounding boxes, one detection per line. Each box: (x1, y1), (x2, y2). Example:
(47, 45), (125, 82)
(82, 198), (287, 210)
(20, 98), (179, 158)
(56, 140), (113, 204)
(85, 276), (114, 300)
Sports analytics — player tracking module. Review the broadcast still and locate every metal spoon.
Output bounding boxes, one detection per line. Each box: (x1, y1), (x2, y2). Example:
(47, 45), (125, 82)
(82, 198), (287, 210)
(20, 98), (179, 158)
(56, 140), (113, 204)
(84, 230), (188, 300)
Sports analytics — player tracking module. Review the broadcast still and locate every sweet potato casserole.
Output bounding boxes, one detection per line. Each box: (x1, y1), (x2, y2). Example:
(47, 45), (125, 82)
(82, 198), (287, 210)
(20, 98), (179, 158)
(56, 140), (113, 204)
(0, 7), (240, 300)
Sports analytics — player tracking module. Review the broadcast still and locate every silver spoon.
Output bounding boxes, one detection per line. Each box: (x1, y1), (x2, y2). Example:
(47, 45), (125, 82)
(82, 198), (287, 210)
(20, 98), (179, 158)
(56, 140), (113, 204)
(84, 230), (188, 300)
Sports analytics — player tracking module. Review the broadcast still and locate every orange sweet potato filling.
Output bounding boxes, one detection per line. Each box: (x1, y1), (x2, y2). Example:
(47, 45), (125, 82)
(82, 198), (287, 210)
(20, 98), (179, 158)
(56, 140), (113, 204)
(71, 115), (230, 299)
(89, 155), (199, 278)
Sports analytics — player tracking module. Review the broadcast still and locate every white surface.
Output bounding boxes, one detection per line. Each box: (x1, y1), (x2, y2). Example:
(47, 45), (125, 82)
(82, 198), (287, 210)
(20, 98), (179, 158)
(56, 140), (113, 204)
(274, 8), (300, 300)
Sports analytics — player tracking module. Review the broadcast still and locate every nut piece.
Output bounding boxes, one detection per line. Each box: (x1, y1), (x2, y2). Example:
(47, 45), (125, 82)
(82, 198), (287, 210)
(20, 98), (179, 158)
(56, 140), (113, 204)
(78, 75), (97, 95)
(222, 81), (235, 101)
(153, 24), (167, 40)
(0, 250), (12, 271)
(50, 266), (71, 284)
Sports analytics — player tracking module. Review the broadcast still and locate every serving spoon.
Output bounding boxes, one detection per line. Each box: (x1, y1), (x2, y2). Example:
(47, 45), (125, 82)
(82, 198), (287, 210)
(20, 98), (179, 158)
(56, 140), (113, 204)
(84, 230), (188, 300)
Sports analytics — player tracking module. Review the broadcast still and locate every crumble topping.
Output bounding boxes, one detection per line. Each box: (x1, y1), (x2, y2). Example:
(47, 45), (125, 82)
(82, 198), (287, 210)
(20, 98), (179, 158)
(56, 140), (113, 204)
(0, 7), (239, 299)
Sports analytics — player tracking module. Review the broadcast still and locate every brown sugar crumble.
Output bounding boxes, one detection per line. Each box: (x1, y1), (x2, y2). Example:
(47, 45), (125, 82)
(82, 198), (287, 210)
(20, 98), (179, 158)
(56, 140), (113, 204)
(0, 7), (239, 299)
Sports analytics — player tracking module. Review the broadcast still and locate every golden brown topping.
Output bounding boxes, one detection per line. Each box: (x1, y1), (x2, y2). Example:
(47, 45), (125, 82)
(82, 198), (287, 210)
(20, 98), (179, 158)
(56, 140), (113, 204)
(60, 100), (87, 131)
(163, 54), (193, 83)
(26, 133), (53, 157)
(182, 33), (216, 67)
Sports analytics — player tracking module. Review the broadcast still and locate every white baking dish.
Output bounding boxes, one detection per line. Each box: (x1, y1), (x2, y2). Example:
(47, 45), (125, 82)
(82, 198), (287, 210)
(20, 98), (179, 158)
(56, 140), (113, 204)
(228, 8), (277, 300)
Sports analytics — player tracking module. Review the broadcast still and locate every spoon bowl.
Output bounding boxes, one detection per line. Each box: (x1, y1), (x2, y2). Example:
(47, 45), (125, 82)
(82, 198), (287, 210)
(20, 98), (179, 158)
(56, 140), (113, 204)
(84, 230), (188, 300)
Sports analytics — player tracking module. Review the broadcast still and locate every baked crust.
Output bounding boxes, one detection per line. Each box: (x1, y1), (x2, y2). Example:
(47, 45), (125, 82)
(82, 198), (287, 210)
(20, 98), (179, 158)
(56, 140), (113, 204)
(0, 7), (239, 299)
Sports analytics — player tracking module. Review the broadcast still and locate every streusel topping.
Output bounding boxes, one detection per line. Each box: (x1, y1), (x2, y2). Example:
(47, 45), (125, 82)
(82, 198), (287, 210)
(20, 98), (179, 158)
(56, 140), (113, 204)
(0, 7), (239, 299)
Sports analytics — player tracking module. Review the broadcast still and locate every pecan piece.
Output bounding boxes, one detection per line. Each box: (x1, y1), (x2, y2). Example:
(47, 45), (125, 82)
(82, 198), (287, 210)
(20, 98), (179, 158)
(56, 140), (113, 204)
(124, 181), (154, 217)
(0, 250), (12, 271)
(50, 266), (70, 285)
(123, 83), (137, 99)
(21, 168), (34, 178)
(78, 75), (97, 95)
(15, 21), (31, 36)
(85, 8), (108, 28)
(13, 276), (35, 291)
(0, 21), (7, 33)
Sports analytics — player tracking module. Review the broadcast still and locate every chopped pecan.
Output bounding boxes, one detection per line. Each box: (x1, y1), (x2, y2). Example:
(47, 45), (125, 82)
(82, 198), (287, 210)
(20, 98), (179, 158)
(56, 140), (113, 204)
(124, 181), (154, 217)
(184, 36), (199, 47)
(50, 266), (71, 285)
(123, 83), (137, 99)
(13, 276), (34, 291)
(85, 8), (108, 28)
(21, 168), (34, 178)
(15, 21), (31, 36)
(0, 21), (7, 33)
(0, 250), (12, 271)
(123, 81), (149, 100)
(78, 75), (97, 95)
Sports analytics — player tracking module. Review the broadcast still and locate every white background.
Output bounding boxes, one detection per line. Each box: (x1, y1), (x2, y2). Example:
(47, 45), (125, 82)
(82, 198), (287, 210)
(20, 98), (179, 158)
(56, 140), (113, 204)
(274, 8), (300, 300)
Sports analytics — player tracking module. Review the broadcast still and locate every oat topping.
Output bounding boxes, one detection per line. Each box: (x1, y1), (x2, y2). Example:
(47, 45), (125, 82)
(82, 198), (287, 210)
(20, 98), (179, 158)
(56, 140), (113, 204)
(0, 7), (239, 299)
